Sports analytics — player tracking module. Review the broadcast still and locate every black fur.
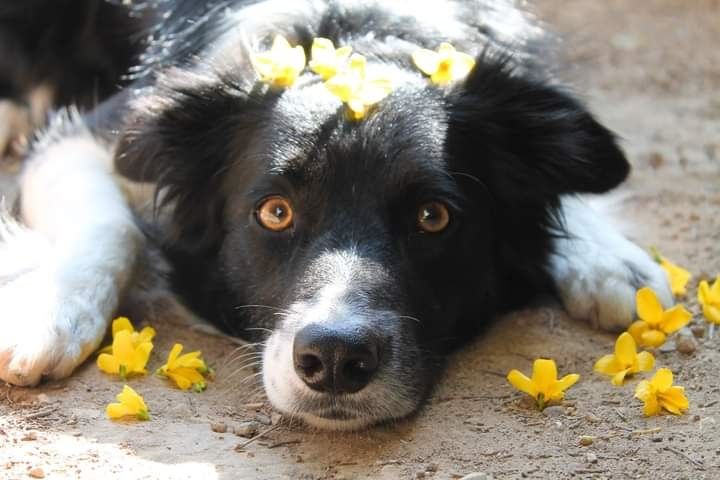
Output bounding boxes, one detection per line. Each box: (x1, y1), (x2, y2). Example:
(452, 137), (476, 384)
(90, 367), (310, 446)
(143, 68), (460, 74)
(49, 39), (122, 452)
(10, 0), (630, 428)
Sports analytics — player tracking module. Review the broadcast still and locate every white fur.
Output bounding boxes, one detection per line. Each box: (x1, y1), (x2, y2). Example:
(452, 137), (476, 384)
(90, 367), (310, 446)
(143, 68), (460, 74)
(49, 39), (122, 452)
(550, 195), (673, 331)
(0, 133), (142, 386)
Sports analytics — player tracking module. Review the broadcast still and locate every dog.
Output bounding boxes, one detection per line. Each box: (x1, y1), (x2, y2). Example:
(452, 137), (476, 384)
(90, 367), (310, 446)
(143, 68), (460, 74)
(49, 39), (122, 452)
(0, 0), (672, 430)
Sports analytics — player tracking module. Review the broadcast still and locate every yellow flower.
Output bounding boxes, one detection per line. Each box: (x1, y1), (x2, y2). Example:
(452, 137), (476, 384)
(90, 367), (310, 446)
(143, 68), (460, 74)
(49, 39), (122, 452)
(107, 385), (150, 421)
(97, 330), (153, 380)
(594, 332), (655, 386)
(309, 37), (352, 80)
(651, 248), (691, 298)
(507, 358), (579, 410)
(251, 35), (306, 88)
(634, 368), (689, 416)
(99, 316), (156, 354)
(627, 287), (692, 348)
(412, 42), (476, 85)
(325, 53), (393, 120)
(157, 343), (211, 391)
(698, 276), (720, 325)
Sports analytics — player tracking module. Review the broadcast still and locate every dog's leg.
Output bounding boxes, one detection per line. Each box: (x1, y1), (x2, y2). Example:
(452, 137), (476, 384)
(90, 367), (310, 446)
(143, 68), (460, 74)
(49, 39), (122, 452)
(0, 111), (142, 386)
(549, 195), (672, 331)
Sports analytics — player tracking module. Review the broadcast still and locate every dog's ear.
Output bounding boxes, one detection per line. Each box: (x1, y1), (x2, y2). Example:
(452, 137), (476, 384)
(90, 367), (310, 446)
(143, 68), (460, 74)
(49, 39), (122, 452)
(115, 71), (258, 251)
(446, 58), (630, 200)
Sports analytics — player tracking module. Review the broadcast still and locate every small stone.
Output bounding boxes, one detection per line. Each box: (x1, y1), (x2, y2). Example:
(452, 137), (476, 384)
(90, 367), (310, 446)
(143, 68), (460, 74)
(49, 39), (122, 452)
(542, 406), (564, 418)
(271, 412), (283, 425)
(459, 474), (492, 480)
(425, 463), (438, 472)
(210, 422), (227, 433)
(21, 431), (38, 441)
(415, 472), (426, 479)
(658, 340), (676, 353)
(233, 421), (260, 438)
(586, 452), (598, 464)
(579, 435), (594, 446)
(254, 414), (272, 425)
(651, 436), (663, 443)
(585, 413), (601, 423)
(676, 328), (698, 354)
(28, 467), (45, 478)
(691, 325), (705, 338)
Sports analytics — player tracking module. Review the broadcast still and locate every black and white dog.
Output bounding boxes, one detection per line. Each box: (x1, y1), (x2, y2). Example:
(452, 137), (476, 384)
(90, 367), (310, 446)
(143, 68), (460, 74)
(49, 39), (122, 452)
(0, 0), (671, 430)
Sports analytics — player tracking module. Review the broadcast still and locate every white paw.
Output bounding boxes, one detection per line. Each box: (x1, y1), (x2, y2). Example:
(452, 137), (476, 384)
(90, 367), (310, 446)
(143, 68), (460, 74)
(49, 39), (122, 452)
(0, 268), (107, 386)
(550, 197), (673, 332)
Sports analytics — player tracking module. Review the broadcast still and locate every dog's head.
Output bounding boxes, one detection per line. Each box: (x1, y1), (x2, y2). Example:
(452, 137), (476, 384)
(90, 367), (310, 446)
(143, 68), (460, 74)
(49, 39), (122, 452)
(117, 53), (628, 430)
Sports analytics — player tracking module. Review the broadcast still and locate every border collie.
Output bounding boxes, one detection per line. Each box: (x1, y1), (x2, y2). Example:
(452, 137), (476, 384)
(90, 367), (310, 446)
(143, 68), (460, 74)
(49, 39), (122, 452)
(0, 0), (671, 430)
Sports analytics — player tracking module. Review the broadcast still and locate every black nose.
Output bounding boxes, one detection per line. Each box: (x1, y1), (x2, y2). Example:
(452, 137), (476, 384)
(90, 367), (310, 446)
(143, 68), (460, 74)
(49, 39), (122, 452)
(293, 324), (380, 394)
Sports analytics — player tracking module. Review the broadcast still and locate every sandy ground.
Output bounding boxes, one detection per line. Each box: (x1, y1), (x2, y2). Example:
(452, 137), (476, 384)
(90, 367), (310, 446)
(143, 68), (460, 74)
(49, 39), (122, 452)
(1, 1), (720, 478)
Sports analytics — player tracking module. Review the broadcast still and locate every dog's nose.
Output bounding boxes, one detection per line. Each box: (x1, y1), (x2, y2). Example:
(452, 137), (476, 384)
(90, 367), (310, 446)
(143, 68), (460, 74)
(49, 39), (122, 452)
(293, 324), (379, 394)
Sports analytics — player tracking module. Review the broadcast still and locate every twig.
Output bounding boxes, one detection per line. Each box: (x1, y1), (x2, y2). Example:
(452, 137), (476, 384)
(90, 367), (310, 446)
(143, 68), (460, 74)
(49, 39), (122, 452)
(23, 406), (56, 421)
(575, 469), (608, 474)
(631, 427), (662, 436)
(267, 439), (301, 449)
(701, 400), (718, 408)
(664, 446), (705, 469)
(234, 424), (280, 451)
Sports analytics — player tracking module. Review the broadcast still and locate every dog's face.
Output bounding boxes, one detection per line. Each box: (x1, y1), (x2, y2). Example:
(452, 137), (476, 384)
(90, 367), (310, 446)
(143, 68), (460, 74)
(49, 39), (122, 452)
(118, 57), (628, 429)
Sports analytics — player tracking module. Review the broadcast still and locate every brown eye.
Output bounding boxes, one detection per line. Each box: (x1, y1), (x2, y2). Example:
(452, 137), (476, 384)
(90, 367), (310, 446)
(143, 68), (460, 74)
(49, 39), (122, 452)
(256, 196), (294, 231)
(417, 201), (450, 233)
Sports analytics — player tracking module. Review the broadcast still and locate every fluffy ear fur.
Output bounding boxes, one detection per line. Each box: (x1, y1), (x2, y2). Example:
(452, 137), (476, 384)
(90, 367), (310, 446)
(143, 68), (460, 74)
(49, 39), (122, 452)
(446, 57), (630, 201)
(115, 70), (260, 252)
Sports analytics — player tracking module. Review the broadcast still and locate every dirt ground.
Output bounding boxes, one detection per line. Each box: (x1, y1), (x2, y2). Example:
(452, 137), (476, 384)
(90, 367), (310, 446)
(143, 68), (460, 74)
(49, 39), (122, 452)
(1, 1), (720, 478)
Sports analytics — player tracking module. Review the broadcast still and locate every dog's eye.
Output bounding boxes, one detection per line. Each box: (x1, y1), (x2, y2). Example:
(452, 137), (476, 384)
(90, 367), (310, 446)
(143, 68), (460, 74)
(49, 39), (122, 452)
(417, 202), (450, 233)
(256, 196), (294, 231)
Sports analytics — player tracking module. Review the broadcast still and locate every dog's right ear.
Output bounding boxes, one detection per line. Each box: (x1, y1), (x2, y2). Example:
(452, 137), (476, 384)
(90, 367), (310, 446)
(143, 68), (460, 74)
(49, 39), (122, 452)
(115, 70), (259, 251)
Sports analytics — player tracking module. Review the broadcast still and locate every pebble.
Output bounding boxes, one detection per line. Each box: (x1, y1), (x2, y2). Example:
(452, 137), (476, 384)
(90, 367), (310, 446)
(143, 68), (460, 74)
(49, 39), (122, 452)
(691, 325), (705, 338)
(542, 406), (564, 418)
(254, 414), (272, 425)
(233, 421), (260, 438)
(458, 473), (493, 480)
(28, 467), (45, 478)
(585, 413), (601, 423)
(210, 422), (227, 434)
(21, 431), (38, 441)
(271, 412), (283, 425)
(425, 463), (438, 472)
(676, 328), (698, 354)
(658, 340), (676, 353)
(586, 452), (598, 464)
(579, 435), (594, 446)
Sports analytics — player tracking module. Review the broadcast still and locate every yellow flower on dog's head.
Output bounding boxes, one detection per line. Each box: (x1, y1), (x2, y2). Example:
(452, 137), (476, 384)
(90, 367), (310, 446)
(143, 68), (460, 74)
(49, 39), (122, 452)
(251, 35), (306, 88)
(97, 330), (153, 380)
(412, 42), (475, 86)
(107, 385), (150, 421)
(698, 276), (720, 325)
(157, 343), (211, 391)
(309, 37), (352, 80)
(507, 358), (579, 410)
(634, 368), (689, 416)
(325, 53), (393, 120)
(627, 287), (692, 348)
(594, 332), (655, 386)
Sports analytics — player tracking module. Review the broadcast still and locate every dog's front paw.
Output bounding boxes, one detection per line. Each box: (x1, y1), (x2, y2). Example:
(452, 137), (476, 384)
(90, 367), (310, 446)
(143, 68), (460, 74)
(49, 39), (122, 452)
(0, 269), (107, 386)
(550, 198), (673, 332)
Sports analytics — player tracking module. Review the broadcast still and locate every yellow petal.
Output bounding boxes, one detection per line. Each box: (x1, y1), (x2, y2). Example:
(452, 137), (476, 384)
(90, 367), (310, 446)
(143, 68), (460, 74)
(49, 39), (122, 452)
(449, 51), (476, 79)
(117, 384), (147, 412)
(166, 371), (193, 390)
(113, 330), (136, 366)
(611, 369), (629, 386)
(698, 280), (710, 305)
(555, 373), (580, 394)
(107, 403), (131, 419)
(615, 332), (637, 367)
(636, 287), (663, 325)
(411, 49), (441, 76)
(133, 342), (153, 372)
(660, 305), (692, 334)
(112, 317), (134, 336)
(660, 259), (691, 297)
(641, 329), (666, 348)
(642, 394), (661, 416)
(594, 354), (620, 375)
(137, 326), (156, 343)
(98, 344), (113, 355)
(97, 353), (120, 374)
(659, 386), (689, 414)
(627, 321), (649, 345)
(711, 277), (720, 300)
(531, 359), (558, 395)
(271, 34), (291, 51)
(703, 304), (720, 324)
(167, 343), (183, 368)
(176, 351), (205, 369)
(507, 369), (537, 398)
(357, 78), (393, 105)
(651, 368), (674, 392)
(174, 367), (206, 385)
(636, 351), (655, 372)
(634, 380), (653, 401)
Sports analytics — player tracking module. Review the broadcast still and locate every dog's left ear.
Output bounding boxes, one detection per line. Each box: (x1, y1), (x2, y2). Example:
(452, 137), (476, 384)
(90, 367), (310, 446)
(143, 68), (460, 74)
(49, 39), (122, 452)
(446, 59), (630, 198)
